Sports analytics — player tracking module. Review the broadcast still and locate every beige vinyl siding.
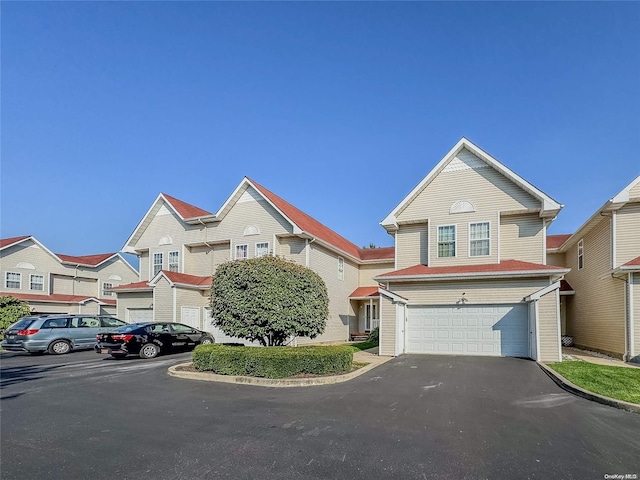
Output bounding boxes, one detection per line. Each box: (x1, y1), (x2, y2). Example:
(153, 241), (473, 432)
(629, 183), (640, 198)
(396, 224), (427, 269)
(139, 252), (149, 281)
(277, 237), (307, 265)
(358, 262), (394, 286)
(564, 217), (626, 358)
(537, 289), (561, 362)
(116, 291), (153, 320)
(0, 240), (57, 295)
(297, 243), (358, 345)
(379, 295), (397, 356)
(153, 278), (173, 323)
(499, 214), (545, 263)
(387, 278), (549, 306)
(185, 244), (229, 277)
(176, 288), (209, 327)
(29, 301), (77, 315)
(100, 305), (117, 316)
(395, 151), (541, 268)
(546, 252), (566, 267)
(615, 203), (640, 266)
(633, 273), (640, 361)
(80, 300), (100, 315)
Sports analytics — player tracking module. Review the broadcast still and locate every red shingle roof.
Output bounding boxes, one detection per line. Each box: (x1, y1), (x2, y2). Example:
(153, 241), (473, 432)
(162, 271), (212, 287)
(357, 246), (395, 261)
(111, 281), (151, 291)
(0, 292), (116, 305)
(547, 234), (572, 249)
(0, 236), (30, 248)
(57, 253), (117, 266)
(560, 279), (574, 292)
(250, 179), (392, 261)
(378, 260), (567, 278)
(349, 286), (380, 298)
(623, 256), (640, 267)
(162, 193), (213, 219)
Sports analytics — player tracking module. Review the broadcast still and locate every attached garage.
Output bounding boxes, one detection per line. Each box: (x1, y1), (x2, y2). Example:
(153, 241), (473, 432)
(406, 304), (529, 357)
(128, 308), (153, 323)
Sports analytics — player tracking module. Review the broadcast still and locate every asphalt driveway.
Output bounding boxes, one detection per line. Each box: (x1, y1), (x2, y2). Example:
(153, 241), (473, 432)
(1, 352), (639, 479)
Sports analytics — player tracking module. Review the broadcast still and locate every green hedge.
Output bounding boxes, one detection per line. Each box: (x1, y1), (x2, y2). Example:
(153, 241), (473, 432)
(192, 344), (354, 378)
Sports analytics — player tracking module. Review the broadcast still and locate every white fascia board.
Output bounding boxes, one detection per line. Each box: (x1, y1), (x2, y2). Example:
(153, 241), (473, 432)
(148, 270), (168, 286)
(121, 193), (165, 251)
(374, 268), (570, 282)
(349, 295), (381, 301)
(525, 281), (561, 301)
(112, 287), (153, 293)
(184, 214), (218, 225)
(611, 175), (640, 203)
(378, 287), (408, 304)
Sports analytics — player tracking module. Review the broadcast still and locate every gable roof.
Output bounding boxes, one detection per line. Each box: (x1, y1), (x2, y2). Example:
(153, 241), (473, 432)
(547, 234), (572, 250)
(357, 246), (395, 261)
(557, 175), (640, 253)
(149, 270), (212, 289)
(56, 252), (119, 267)
(110, 280), (153, 292)
(349, 286), (380, 299)
(375, 259), (568, 281)
(381, 138), (563, 231)
(0, 236), (31, 249)
(162, 193), (213, 219)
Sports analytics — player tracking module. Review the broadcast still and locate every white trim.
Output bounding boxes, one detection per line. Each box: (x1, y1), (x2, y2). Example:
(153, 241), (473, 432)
(172, 286), (177, 323)
(255, 241), (269, 258)
(612, 210), (617, 268)
(29, 274), (45, 291)
(377, 287), (409, 304)
(578, 239), (584, 270)
(181, 244), (186, 274)
(496, 211), (501, 263)
(381, 138), (563, 228)
(101, 281), (115, 297)
(338, 256), (344, 281)
(394, 234), (398, 270)
(168, 250), (180, 272)
(152, 287), (156, 322)
(555, 288), (562, 362)
(535, 300), (541, 361)
(426, 220), (431, 266)
(542, 221), (547, 265)
(468, 221), (491, 258)
(525, 281), (561, 301)
(305, 239), (310, 267)
(152, 252), (163, 277)
(436, 224), (457, 258)
(630, 273), (635, 359)
(376, 268), (570, 282)
(395, 303), (406, 356)
(5, 271), (21, 289)
(235, 244), (248, 260)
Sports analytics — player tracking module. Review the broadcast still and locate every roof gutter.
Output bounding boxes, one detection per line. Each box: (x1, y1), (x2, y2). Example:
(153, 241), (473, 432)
(375, 268), (570, 283)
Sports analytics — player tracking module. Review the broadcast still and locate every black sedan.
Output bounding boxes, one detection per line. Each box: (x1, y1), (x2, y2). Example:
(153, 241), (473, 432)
(96, 322), (215, 359)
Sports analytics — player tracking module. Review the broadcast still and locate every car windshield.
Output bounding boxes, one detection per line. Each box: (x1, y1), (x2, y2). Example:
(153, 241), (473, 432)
(10, 317), (37, 330)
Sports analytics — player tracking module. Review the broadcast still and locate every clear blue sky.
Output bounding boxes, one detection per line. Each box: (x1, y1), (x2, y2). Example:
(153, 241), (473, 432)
(2, 2), (639, 266)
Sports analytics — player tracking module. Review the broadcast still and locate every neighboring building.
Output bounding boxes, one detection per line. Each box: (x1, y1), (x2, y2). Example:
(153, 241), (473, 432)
(375, 138), (569, 362)
(114, 179), (395, 344)
(546, 176), (640, 363)
(0, 235), (138, 316)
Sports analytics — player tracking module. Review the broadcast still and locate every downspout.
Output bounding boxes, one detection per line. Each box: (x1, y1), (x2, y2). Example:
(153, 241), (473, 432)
(612, 273), (632, 362)
(629, 273), (635, 362)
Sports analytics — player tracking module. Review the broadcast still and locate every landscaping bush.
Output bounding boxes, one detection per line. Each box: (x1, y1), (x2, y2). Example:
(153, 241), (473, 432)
(193, 344), (353, 378)
(367, 327), (379, 344)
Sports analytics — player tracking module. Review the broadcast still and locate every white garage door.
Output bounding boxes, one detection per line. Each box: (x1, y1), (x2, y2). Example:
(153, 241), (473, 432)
(128, 308), (153, 323)
(407, 305), (529, 357)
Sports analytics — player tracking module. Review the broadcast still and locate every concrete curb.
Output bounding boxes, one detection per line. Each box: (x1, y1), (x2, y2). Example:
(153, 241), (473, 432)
(538, 362), (640, 414)
(168, 357), (391, 387)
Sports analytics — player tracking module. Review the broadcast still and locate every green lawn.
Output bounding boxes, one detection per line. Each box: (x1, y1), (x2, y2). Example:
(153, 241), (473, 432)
(343, 341), (379, 352)
(549, 361), (640, 404)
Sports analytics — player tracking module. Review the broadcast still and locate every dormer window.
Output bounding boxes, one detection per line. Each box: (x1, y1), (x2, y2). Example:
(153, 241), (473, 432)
(438, 225), (456, 257)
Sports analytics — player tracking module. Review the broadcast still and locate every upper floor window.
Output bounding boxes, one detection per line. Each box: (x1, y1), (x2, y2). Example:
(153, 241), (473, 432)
(469, 222), (490, 257)
(168, 251), (179, 272)
(103, 282), (114, 297)
(437, 225), (456, 258)
(578, 239), (584, 270)
(338, 257), (344, 281)
(30, 274), (44, 291)
(236, 244), (248, 260)
(153, 253), (163, 276)
(5, 272), (21, 289)
(255, 242), (269, 258)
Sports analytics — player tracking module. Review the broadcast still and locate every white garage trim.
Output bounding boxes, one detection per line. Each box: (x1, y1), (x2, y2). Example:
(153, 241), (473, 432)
(406, 304), (529, 357)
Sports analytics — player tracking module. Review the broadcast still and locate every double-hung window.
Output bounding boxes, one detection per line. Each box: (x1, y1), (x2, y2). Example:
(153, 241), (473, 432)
(255, 242), (269, 258)
(102, 282), (114, 296)
(578, 239), (584, 269)
(236, 244), (248, 260)
(469, 222), (490, 257)
(338, 257), (344, 280)
(168, 251), (179, 272)
(437, 225), (456, 258)
(30, 274), (44, 291)
(5, 272), (21, 289)
(152, 253), (163, 276)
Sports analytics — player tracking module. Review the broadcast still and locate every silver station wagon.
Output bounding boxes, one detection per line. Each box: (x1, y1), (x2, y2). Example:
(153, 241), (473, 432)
(1, 315), (127, 355)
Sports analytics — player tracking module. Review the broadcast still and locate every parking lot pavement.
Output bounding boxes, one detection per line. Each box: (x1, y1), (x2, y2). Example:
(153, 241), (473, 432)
(1, 354), (639, 480)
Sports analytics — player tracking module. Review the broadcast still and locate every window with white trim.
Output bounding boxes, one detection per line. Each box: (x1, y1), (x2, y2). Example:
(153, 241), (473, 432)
(5, 272), (21, 289)
(338, 257), (344, 281)
(168, 251), (179, 272)
(236, 244), (248, 260)
(30, 274), (44, 291)
(103, 282), (114, 297)
(437, 225), (456, 258)
(152, 253), (163, 276)
(469, 222), (490, 257)
(578, 239), (584, 270)
(255, 242), (269, 258)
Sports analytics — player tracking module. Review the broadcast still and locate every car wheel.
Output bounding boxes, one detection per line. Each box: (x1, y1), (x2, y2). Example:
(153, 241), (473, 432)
(139, 343), (160, 359)
(48, 340), (71, 355)
(200, 336), (214, 345)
